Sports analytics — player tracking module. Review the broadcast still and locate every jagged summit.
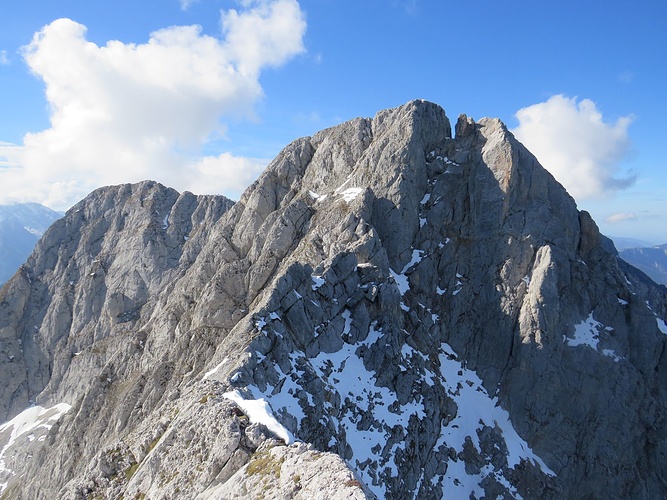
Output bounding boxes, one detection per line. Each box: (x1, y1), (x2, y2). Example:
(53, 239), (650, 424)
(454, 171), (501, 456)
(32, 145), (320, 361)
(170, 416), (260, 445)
(0, 101), (666, 499)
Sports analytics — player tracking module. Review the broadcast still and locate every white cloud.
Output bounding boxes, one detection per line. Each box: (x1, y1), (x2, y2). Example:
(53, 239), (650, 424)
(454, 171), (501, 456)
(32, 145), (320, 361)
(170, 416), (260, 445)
(605, 212), (637, 223)
(183, 153), (267, 198)
(511, 95), (635, 200)
(0, 50), (9, 65)
(0, 0), (305, 210)
(179, 0), (199, 10)
(221, 0), (307, 77)
(0, 141), (21, 166)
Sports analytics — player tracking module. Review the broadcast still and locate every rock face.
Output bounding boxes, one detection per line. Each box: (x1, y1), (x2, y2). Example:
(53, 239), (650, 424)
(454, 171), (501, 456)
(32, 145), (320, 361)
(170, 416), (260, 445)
(1, 100), (666, 499)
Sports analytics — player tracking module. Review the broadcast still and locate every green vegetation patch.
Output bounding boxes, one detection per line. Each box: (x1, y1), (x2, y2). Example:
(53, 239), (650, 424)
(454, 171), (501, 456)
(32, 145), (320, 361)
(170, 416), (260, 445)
(125, 462), (140, 481)
(246, 449), (285, 479)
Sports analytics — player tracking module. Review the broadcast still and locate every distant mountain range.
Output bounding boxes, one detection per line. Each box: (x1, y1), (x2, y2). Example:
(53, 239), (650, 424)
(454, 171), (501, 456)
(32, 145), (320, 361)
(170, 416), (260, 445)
(618, 244), (667, 286)
(0, 203), (62, 284)
(610, 236), (656, 251)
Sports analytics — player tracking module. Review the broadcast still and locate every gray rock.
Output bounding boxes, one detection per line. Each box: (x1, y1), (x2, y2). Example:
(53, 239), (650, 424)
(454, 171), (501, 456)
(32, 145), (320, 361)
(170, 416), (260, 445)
(1, 100), (666, 499)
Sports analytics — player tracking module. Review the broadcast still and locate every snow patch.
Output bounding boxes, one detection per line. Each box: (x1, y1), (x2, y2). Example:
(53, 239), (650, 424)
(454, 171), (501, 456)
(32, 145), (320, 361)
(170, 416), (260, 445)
(564, 313), (622, 361)
(223, 390), (294, 444)
(311, 275), (325, 291)
(601, 349), (622, 362)
(389, 250), (425, 297)
(390, 270), (410, 296)
(657, 317), (667, 335)
(342, 309), (353, 336)
(452, 278), (463, 296)
(202, 357), (229, 381)
(566, 313), (602, 350)
(0, 403), (72, 494)
(255, 317), (267, 331)
(339, 187), (363, 203)
(311, 276), (325, 292)
(334, 176), (352, 194)
(308, 190), (327, 202)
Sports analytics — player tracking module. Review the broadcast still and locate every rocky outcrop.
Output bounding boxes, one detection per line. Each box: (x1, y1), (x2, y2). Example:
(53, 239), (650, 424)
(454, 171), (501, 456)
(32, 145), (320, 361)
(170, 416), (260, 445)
(1, 100), (666, 499)
(198, 440), (370, 500)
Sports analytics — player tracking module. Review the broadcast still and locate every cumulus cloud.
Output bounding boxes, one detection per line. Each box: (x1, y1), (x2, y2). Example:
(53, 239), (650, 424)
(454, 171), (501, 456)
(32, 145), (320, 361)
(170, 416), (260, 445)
(511, 95), (635, 200)
(184, 153), (267, 198)
(221, 0), (308, 76)
(0, 0), (305, 209)
(0, 50), (9, 65)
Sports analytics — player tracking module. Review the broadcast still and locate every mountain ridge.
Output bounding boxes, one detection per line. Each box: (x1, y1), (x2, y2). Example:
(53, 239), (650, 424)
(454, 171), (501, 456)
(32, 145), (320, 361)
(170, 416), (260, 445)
(619, 244), (667, 286)
(1, 100), (666, 499)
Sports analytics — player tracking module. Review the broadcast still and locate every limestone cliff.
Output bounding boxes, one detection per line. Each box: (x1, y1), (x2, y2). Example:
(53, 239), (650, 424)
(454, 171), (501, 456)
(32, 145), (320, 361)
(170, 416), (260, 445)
(1, 101), (666, 499)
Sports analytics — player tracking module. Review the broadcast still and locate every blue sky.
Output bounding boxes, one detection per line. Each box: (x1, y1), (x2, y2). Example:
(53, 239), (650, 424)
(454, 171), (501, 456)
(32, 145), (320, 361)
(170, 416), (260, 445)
(0, 0), (665, 243)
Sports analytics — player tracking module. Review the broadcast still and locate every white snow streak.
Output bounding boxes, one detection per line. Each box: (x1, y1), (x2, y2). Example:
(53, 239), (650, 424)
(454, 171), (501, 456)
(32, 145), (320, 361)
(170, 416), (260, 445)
(657, 317), (667, 335)
(202, 357), (228, 381)
(223, 390), (294, 445)
(339, 187), (363, 202)
(308, 190), (327, 202)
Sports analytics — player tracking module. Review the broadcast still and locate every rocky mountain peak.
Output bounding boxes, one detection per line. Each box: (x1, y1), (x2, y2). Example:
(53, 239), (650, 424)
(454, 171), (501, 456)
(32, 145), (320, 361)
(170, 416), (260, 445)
(1, 101), (666, 499)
